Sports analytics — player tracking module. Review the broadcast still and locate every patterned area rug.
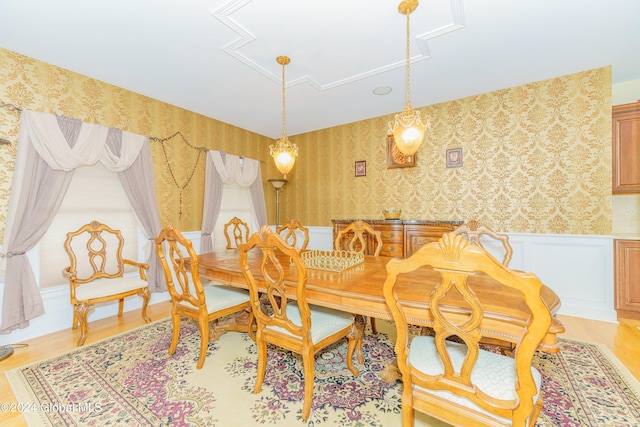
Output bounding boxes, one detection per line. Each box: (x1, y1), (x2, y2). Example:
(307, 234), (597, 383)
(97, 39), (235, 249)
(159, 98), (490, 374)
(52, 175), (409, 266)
(6, 317), (640, 426)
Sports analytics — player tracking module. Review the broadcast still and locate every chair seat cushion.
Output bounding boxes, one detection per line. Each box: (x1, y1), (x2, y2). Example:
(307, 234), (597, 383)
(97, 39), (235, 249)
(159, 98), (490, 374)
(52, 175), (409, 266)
(266, 302), (354, 343)
(409, 336), (541, 422)
(200, 284), (250, 313)
(75, 277), (148, 301)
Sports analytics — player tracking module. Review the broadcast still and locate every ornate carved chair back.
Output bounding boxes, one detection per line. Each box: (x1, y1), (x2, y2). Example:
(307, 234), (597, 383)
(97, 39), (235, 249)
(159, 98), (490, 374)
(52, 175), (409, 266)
(63, 220), (150, 346)
(276, 218), (310, 250)
(238, 226), (360, 421)
(333, 219), (383, 333)
(154, 224), (205, 307)
(154, 224), (250, 369)
(223, 216), (250, 249)
(452, 219), (513, 267)
(334, 219), (383, 256)
(383, 232), (551, 426)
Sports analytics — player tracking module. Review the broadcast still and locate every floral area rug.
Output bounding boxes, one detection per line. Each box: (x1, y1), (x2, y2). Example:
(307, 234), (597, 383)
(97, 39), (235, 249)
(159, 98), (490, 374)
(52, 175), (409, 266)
(6, 317), (640, 426)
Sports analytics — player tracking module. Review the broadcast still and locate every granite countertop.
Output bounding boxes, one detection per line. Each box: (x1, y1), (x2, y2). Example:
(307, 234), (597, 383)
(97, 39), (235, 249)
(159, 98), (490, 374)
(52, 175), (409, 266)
(331, 218), (464, 226)
(613, 233), (640, 240)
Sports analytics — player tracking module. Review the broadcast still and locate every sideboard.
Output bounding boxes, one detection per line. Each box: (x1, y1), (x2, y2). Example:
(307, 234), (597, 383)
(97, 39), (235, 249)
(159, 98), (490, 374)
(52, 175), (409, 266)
(331, 219), (463, 259)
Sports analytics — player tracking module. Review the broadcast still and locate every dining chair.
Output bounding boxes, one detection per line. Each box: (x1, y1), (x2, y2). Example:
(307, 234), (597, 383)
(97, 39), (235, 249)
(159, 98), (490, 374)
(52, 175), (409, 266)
(223, 216), (250, 249)
(383, 232), (551, 427)
(239, 226), (361, 421)
(334, 219), (383, 333)
(154, 224), (251, 369)
(63, 220), (151, 346)
(334, 219), (383, 256)
(222, 216), (256, 335)
(276, 218), (310, 251)
(452, 219), (513, 267)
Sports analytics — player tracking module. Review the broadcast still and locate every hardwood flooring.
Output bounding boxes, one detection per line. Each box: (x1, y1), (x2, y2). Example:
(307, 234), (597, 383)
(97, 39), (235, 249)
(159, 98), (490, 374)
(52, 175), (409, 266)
(1, 301), (639, 426)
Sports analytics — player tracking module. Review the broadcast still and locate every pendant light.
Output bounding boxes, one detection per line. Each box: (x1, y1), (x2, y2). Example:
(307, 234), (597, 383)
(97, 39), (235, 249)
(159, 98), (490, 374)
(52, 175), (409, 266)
(270, 55), (298, 178)
(388, 0), (429, 156)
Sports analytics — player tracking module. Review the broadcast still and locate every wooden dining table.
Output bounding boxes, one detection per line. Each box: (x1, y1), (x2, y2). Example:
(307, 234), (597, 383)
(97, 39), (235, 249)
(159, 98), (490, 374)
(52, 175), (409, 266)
(190, 248), (565, 357)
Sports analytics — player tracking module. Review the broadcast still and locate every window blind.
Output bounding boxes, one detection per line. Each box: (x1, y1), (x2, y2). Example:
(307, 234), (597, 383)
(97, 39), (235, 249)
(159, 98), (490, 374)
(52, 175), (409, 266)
(39, 162), (139, 288)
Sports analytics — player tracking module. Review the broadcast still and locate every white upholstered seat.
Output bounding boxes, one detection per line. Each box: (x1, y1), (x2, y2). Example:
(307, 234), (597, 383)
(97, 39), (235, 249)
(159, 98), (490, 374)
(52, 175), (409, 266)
(383, 232), (551, 427)
(63, 221), (151, 346)
(155, 224), (251, 369)
(239, 225), (361, 421)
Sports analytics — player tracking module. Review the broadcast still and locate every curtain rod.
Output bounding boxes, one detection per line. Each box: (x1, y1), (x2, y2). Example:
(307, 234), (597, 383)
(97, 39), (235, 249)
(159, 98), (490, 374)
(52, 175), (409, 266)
(0, 101), (23, 113)
(0, 101), (22, 145)
(149, 131), (265, 164)
(0, 105), (264, 163)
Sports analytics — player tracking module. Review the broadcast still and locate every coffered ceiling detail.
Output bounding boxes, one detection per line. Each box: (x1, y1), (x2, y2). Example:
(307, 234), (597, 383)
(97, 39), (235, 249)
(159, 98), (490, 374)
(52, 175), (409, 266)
(213, 0), (465, 89)
(0, 0), (639, 138)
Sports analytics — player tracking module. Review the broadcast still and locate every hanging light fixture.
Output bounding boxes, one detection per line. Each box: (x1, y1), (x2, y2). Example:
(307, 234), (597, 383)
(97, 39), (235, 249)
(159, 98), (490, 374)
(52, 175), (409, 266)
(388, 0), (429, 157)
(270, 55), (298, 178)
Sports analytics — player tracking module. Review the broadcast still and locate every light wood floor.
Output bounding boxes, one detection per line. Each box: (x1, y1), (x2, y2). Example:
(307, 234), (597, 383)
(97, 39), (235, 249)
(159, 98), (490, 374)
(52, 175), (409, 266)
(1, 301), (639, 426)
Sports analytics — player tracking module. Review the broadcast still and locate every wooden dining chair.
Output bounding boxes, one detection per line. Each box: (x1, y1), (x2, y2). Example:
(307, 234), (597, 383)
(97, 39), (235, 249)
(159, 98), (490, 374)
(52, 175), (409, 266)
(154, 224), (251, 369)
(239, 226), (361, 421)
(334, 219), (383, 256)
(63, 220), (151, 346)
(334, 219), (383, 333)
(452, 219), (513, 267)
(223, 216), (250, 249)
(383, 232), (551, 427)
(276, 218), (310, 250)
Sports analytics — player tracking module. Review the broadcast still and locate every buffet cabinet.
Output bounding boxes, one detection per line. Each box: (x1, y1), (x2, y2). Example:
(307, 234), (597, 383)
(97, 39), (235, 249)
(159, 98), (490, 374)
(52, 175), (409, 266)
(615, 239), (640, 320)
(331, 219), (463, 259)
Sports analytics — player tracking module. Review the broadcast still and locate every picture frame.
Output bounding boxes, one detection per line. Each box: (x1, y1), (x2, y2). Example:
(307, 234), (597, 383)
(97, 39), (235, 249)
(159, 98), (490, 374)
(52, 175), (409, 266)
(354, 160), (366, 177)
(446, 148), (463, 168)
(386, 135), (416, 169)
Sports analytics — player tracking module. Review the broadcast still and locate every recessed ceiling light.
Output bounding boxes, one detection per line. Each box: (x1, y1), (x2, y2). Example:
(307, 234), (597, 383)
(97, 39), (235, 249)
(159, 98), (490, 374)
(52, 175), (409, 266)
(373, 86), (392, 96)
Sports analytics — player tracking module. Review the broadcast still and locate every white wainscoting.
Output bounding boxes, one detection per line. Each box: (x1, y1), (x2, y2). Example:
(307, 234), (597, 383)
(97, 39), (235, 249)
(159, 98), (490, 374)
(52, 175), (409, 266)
(479, 233), (615, 322)
(0, 231), (203, 346)
(291, 228), (617, 323)
(0, 228), (616, 346)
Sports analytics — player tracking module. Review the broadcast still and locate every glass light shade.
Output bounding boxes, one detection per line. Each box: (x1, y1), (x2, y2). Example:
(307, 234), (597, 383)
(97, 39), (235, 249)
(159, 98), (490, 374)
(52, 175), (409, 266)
(270, 136), (298, 177)
(267, 178), (287, 189)
(389, 105), (427, 156)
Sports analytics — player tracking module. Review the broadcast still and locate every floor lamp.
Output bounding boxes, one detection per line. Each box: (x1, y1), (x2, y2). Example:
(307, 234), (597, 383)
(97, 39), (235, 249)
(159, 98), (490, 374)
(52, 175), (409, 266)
(267, 178), (287, 226)
(0, 346), (14, 361)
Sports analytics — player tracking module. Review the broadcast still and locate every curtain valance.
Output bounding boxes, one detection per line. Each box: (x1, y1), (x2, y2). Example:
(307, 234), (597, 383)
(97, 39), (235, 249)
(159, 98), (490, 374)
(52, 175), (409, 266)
(200, 150), (267, 253)
(21, 110), (145, 172)
(1, 110), (162, 334)
(209, 150), (259, 186)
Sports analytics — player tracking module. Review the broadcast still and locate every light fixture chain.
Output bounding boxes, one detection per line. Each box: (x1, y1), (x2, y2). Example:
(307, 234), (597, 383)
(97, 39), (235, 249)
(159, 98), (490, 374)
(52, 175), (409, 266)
(388, 0), (427, 157)
(405, 11), (412, 108)
(281, 60), (286, 136)
(270, 55), (297, 177)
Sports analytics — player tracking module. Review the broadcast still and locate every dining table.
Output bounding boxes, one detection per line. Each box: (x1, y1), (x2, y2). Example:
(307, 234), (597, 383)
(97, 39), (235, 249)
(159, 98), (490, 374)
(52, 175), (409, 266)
(190, 248), (565, 364)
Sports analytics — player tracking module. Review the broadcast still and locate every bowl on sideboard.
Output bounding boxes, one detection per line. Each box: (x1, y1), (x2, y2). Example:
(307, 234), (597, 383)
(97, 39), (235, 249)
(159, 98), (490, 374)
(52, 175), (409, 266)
(382, 208), (402, 220)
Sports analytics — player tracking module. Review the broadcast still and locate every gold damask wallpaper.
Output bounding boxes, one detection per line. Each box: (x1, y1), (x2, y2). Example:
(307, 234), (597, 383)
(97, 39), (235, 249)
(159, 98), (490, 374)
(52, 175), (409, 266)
(0, 47), (275, 241)
(0, 46), (612, 239)
(282, 67), (612, 234)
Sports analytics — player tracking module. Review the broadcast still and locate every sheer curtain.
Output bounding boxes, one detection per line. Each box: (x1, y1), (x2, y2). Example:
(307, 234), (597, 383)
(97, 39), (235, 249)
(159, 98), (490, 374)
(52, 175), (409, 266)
(0, 110), (162, 333)
(200, 150), (267, 253)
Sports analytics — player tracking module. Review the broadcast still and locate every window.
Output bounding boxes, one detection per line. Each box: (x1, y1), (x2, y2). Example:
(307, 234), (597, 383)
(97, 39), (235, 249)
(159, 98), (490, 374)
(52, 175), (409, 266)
(38, 162), (139, 288)
(212, 181), (259, 250)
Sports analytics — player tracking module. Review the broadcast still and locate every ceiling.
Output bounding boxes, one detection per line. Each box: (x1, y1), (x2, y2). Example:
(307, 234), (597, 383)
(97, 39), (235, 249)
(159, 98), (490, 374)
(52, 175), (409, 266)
(1, 0), (639, 139)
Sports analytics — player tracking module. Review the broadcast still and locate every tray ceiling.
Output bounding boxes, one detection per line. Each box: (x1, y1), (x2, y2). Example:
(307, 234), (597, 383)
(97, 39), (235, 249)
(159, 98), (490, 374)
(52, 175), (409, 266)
(1, 0), (639, 138)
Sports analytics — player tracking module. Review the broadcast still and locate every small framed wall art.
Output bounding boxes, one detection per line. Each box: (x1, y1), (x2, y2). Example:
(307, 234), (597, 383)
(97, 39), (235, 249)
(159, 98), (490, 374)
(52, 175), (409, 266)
(446, 148), (463, 168)
(355, 160), (367, 177)
(387, 135), (416, 169)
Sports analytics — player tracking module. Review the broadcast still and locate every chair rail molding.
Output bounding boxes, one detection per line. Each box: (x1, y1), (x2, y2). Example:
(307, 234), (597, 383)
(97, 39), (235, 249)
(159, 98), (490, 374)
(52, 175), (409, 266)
(0, 229), (204, 345)
(0, 228), (616, 345)
(302, 228), (616, 323)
